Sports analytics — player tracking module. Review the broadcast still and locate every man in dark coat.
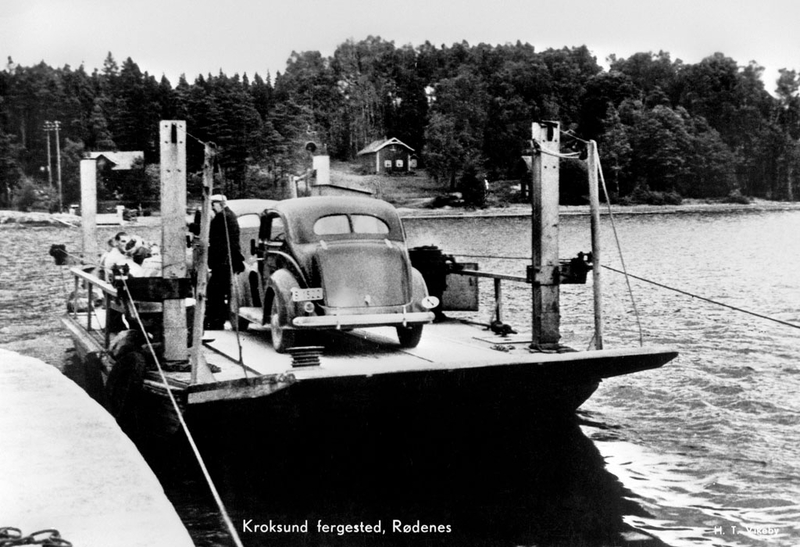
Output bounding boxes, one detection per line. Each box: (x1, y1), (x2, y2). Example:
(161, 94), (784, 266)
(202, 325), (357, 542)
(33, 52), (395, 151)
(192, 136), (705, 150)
(206, 194), (244, 329)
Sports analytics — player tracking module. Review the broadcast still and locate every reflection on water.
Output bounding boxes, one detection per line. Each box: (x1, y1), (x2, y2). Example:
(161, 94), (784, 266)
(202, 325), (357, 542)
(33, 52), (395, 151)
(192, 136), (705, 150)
(145, 416), (667, 547)
(3, 210), (800, 546)
(406, 211), (800, 546)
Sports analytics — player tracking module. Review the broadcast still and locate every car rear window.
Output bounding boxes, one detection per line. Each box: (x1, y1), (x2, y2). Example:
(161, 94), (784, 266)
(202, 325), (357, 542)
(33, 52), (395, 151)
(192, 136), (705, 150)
(351, 214), (390, 234)
(314, 215), (351, 235)
(237, 213), (260, 229)
(313, 214), (390, 236)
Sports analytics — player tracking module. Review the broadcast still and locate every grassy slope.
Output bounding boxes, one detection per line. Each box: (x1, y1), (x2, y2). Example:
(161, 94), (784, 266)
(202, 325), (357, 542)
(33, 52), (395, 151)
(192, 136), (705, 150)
(329, 161), (449, 208)
(328, 161), (800, 217)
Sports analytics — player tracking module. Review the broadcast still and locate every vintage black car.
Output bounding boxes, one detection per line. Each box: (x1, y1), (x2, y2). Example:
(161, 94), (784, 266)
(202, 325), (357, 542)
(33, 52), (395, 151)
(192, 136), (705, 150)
(235, 196), (438, 352)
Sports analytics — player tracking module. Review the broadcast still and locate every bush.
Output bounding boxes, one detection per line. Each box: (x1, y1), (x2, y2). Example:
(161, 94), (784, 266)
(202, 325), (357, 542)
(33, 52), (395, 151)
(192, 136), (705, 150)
(13, 180), (39, 211)
(459, 162), (487, 208)
(723, 189), (751, 204)
(619, 187), (683, 206)
(486, 179), (526, 206)
(426, 193), (463, 209)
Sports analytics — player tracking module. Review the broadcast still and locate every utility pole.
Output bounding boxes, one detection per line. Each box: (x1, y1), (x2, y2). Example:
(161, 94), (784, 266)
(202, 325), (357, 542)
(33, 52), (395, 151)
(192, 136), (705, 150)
(44, 121), (63, 212)
(43, 123), (53, 188)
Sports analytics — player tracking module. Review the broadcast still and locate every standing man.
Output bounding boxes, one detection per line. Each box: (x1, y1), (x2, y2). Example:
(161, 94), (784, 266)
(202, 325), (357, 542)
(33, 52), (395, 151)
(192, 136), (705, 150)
(206, 195), (244, 329)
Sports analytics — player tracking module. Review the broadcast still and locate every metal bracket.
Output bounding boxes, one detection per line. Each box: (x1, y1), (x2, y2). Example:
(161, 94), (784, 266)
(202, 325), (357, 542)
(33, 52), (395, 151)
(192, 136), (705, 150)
(526, 264), (560, 286)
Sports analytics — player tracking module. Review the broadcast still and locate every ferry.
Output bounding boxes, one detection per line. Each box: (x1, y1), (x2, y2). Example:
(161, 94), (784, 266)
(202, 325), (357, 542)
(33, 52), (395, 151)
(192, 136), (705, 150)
(58, 120), (677, 441)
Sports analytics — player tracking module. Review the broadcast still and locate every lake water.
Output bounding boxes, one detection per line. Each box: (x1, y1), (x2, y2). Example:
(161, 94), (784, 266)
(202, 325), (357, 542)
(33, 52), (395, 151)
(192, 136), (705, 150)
(1, 209), (799, 546)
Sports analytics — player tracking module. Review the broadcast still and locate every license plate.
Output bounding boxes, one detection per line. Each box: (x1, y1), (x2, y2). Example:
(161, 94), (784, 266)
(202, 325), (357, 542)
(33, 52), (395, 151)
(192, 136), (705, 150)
(291, 287), (324, 302)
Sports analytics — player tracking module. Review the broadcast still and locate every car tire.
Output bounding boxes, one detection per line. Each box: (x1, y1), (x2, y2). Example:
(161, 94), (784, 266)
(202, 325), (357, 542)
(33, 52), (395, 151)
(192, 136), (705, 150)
(396, 324), (423, 348)
(270, 295), (295, 353)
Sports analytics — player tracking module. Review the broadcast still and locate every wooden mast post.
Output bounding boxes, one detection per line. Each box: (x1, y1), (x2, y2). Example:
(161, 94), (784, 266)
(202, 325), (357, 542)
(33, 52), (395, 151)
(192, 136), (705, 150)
(160, 121), (188, 364)
(79, 159), (98, 263)
(587, 140), (604, 349)
(530, 121), (561, 350)
(190, 144), (217, 383)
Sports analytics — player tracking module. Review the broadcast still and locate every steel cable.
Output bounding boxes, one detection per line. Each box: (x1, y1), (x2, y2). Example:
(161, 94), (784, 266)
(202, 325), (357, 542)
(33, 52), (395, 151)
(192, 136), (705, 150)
(119, 278), (245, 547)
(443, 252), (800, 331)
(601, 265), (800, 331)
(595, 148), (645, 345)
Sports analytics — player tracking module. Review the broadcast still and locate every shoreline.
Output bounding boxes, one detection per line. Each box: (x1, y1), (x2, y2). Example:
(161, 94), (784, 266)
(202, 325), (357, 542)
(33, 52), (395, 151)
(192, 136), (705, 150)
(397, 197), (800, 219)
(3, 198), (800, 226)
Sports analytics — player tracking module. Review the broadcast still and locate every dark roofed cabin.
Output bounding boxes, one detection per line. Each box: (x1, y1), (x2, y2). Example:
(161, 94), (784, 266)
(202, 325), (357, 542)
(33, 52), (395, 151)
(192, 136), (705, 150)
(86, 151), (145, 171)
(356, 138), (415, 174)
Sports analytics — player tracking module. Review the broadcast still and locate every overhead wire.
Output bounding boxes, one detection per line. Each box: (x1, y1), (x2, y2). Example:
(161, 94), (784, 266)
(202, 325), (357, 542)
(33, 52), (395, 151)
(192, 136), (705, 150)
(536, 147), (582, 160)
(560, 129), (591, 146)
(185, 130), (210, 148)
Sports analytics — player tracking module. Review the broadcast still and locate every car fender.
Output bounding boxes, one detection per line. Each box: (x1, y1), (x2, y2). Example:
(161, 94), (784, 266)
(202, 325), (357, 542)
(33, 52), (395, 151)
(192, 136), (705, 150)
(410, 267), (430, 312)
(264, 268), (302, 325)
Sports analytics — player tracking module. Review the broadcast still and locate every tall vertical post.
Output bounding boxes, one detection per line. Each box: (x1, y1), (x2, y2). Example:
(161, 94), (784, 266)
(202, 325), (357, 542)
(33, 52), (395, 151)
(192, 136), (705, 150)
(80, 159), (98, 262)
(44, 124), (53, 188)
(54, 121), (63, 212)
(312, 154), (330, 186)
(160, 121), (188, 364)
(530, 122), (561, 350)
(190, 144), (217, 383)
(587, 141), (604, 349)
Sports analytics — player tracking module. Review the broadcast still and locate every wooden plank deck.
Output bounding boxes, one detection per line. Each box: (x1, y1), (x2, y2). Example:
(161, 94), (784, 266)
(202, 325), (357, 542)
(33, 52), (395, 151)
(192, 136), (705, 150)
(202, 321), (676, 382)
(64, 310), (676, 406)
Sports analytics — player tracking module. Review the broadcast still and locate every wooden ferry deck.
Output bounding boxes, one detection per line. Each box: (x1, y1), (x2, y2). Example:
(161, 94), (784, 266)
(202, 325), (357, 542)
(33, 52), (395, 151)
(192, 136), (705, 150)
(63, 307), (677, 408)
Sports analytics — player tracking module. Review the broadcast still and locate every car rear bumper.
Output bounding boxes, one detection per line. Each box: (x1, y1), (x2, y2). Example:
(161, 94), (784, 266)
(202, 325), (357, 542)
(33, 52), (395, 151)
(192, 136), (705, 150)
(292, 311), (434, 329)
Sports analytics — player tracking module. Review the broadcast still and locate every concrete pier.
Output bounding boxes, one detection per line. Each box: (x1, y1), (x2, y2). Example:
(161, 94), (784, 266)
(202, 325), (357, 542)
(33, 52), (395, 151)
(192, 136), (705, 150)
(0, 349), (194, 547)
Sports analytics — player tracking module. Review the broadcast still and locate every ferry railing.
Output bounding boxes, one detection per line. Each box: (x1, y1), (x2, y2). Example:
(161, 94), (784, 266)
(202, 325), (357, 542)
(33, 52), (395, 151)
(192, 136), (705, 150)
(68, 266), (118, 350)
(449, 257), (590, 326)
(449, 269), (526, 325)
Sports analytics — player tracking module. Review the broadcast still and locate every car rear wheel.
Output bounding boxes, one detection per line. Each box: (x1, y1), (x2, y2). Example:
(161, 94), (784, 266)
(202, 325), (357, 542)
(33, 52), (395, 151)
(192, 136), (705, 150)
(270, 295), (295, 353)
(396, 324), (423, 348)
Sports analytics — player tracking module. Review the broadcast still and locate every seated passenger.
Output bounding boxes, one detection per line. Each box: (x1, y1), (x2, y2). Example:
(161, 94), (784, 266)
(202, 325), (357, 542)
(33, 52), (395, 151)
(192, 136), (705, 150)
(102, 231), (130, 280)
(121, 236), (148, 277)
(140, 243), (163, 277)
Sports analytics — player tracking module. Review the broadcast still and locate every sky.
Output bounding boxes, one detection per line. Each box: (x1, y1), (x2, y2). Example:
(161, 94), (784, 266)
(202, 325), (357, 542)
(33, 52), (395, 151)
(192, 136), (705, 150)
(2, 0), (799, 94)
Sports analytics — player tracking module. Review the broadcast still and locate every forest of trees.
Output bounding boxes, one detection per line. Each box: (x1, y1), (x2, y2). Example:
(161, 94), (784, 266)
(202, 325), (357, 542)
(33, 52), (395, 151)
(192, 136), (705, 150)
(2, 36), (800, 210)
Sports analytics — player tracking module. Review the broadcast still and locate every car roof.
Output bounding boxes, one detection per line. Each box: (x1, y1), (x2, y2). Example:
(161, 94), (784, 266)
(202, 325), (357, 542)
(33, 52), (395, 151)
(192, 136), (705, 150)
(226, 199), (277, 217)
(270, 196), (404, 242)
(271, 196), (397, 217)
